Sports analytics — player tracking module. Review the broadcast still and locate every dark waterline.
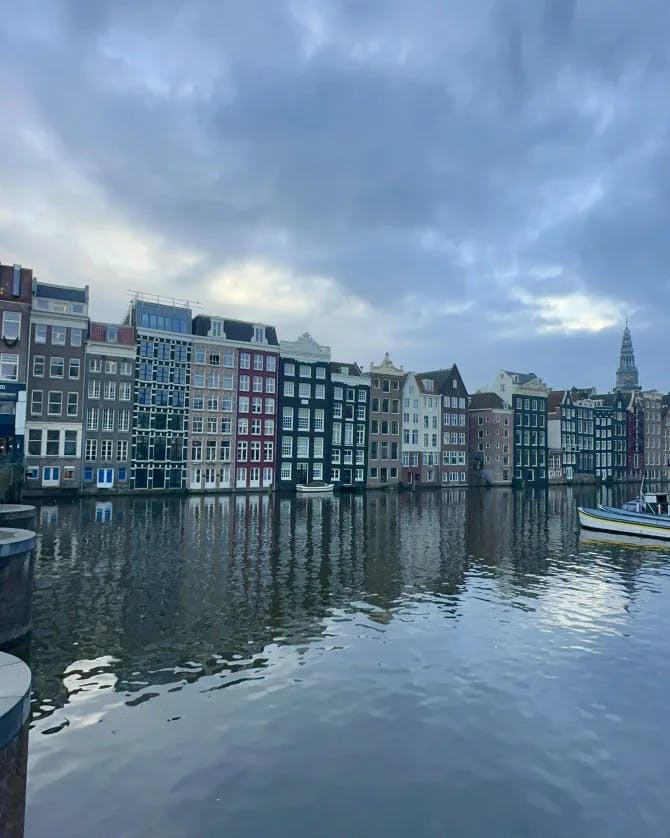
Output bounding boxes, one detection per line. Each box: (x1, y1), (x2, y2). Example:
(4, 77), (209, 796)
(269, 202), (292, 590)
(24, 487), (670, 837)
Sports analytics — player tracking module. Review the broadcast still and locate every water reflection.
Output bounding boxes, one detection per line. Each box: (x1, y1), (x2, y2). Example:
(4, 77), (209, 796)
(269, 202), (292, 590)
(28, 484), (670, 734)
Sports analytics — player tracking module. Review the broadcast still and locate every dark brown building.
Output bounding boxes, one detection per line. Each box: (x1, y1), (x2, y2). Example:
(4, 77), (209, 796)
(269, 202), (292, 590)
(0, 263), (33, 457)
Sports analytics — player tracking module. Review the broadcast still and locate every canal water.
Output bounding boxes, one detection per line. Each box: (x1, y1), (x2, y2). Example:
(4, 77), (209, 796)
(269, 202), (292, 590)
(23, 487), (670, 837)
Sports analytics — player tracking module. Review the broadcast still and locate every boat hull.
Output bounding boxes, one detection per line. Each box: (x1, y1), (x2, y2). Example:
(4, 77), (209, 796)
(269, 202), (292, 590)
(578, 506), (670, 540)
(296, 484), (334, 495)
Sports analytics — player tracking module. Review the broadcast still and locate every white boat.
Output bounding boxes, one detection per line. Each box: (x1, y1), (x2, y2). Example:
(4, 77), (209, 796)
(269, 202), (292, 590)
(578, 491), (670, 541)
(296, 483), (334, 495)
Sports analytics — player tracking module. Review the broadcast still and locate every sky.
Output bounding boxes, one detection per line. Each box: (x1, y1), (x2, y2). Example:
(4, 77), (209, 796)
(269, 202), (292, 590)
(1, 0), (668, 393)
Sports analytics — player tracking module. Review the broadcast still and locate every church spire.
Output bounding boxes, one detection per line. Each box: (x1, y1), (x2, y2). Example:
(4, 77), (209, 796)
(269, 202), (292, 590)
(614, 321), (640, 393)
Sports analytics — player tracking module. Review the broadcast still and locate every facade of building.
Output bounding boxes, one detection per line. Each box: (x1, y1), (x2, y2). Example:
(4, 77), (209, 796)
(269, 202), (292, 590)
(493, 370), (549, 487)
(330, 362), (369, 489)
(126, 299), (192, 492)
(82, 321), (135, 492)
(187, 316), (278, 493)
(641, 390), (663, 480)
(368, 354), (405, 488)
(278, 333), (329, 489)
(662, 395), (670, 482)
(0, 263), (32, 458)
(626, 391), (645, 481)
(421, 365), (469, 485)
(468, 392), (513, 485)
(25, 282), (88, 493)
(614, 322), (641, 393)
(400, 373), (441, 486)
(224, 320), (279, 491)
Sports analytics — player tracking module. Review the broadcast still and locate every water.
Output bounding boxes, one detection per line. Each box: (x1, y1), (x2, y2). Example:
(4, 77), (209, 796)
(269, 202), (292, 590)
(23, 487), (670, 837)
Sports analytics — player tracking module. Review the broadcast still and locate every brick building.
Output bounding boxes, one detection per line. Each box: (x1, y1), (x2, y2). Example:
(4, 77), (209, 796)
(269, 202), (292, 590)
(0, 263), (32, 457)
(367, 354), (405, 488)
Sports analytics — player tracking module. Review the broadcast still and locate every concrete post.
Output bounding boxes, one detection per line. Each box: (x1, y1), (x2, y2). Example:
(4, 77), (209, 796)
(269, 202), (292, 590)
(0, 653), (31, 838)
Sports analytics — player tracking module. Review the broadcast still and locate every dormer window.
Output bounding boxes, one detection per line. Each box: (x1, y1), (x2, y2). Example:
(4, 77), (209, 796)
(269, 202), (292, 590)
(211, 320), (225, 338)
(105, 326), (118, 344)
(423, 379), (434, 392)
(253, 325), (266, 343)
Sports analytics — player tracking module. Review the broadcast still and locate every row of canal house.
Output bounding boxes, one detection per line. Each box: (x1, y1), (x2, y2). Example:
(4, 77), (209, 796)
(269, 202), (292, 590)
(7, 269), (670, 493)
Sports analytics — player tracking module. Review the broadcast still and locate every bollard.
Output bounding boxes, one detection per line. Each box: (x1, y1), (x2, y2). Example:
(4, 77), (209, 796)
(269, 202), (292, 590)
(0, 653), (31, 838)
(0, 529), (37, 650)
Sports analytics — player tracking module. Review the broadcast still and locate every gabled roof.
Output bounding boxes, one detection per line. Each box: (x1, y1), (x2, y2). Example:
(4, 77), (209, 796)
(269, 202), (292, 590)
(469, 392), (505, 410)
(547, 390), (567, 412)
(419, 364), (468, 396)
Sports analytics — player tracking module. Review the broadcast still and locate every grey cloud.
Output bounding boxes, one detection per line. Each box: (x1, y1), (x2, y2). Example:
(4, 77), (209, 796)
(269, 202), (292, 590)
(1, 0), (669, 389)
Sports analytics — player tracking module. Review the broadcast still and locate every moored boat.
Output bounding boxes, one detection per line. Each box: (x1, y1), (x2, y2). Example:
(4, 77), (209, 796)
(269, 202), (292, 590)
(296, 483), (334, 495)
(578, 491), (670, 540)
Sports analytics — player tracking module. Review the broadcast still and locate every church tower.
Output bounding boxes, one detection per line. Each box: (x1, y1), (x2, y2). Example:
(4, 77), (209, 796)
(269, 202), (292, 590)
(614, 321), (641, 393)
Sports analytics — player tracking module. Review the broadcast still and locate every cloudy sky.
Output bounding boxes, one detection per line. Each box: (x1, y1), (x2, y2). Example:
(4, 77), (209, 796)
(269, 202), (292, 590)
(1, 0), (668, 392)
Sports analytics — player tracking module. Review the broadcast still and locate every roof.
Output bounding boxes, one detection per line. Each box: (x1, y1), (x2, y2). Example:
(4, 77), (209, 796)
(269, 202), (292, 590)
(192, 315), (279, 346)
(35, 281), (87, 303)
(469, 392), (505, 410)
(504, 370), (537, 385)
(418, 364), (468, 395)
(547, 390), (567, 412)
(330, 362), (363, 376)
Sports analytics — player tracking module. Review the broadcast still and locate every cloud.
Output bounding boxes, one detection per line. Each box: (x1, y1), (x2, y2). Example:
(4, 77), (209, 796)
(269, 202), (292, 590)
(1, 0), (670, 390)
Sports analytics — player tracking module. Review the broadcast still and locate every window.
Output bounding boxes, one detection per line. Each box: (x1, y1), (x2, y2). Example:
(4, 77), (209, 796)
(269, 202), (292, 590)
(207, 395), (219, 412)
(265, 398), (275, 414)
(239, 396), (249, 413)
(299, 383), (311, 399)
(86, 407), (99, 430)
(70, 328), (83, 347)
(100, 440), (113, 461)
(209, 352), (220, 367)
(118, 410), (130, 432)
(67, 392), (79, 417)
(252, 354), (264, 371)
(264, 419), (275, 436)
(332, 467), (341, 481)
(103, 381), (116, 400)
(208, 417), (219, 434)
(104, 360), (117, 375)
(207, 441), (218, 462)
(297, 437), (309, 458)
(298, 408), (310, 430)
(356, 404), (366, 420)
(314, 409), (324, 431)
(118, 382), (131, 400)
(48, 391), (63, 415)
(356, 425), (365, 445)
(120, 361), (133, 376)
(284, 381), (294, 397)
(237, 418), (248, 435)
(239, 374), (250, 392)
(281, 462), (292, 480)
(252, 397), (263, 414)
(52, 326), (66, 345)
(85, 439), (97, 461)
(315, 384), (325, 399)
(67, 358), (80, 379)
(118, 468), (128, 481)
(191, 441), (202, 462)
(264, 441), (274, 461)
(332, 449), (341, 464)
(2, 311), (20, 340)
(237, 440), (248, 462)
(26, 467), (39, 481)
(266, 355), (276, 372)
(356, 468), (364, 482)
(281, 436), (293, 457)
(32, 355), (45, 377)
(313, 438), (323, 459)
(64, 430), (77, 457)
(334, 387), (343, 401)
(102, 409), (115, 431)
(312, 462), (323, 481)
(49, 357), (64, 378)
(250, 441), (261, 462)
(28, 429), (42, 455)
(252, 376), (263, 393)
(240, 352), (251, 369)
(31, 390), (43, 415)
(192, 416), (204, 433)
(46, 429), (60, 456)
(34, 324), (47, 344)
(284, 362), (295, 377)
(332, 423), (342, 444)
(220, 440), (231, 461)
(299, 364), (311, 378)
